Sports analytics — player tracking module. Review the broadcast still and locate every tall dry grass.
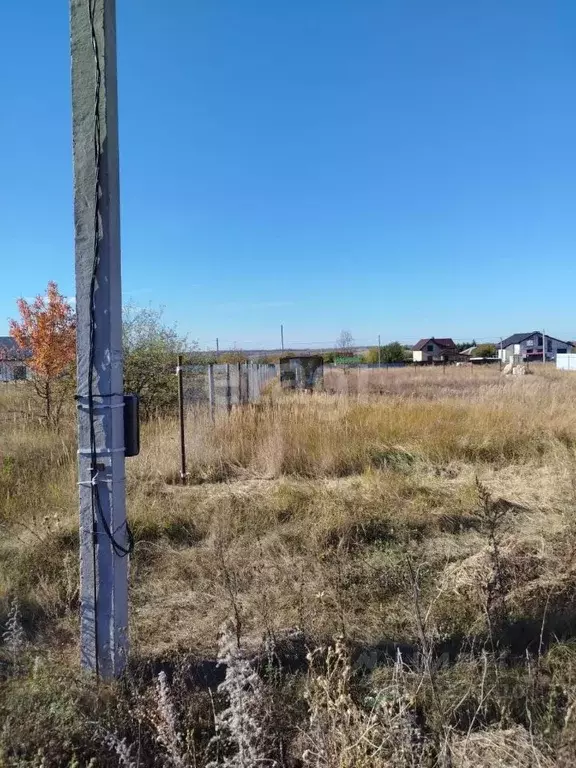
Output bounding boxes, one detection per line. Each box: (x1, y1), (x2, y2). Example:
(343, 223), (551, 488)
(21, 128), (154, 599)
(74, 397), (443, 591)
(3, 368), (576, 765)
(131, 366), (576, 485)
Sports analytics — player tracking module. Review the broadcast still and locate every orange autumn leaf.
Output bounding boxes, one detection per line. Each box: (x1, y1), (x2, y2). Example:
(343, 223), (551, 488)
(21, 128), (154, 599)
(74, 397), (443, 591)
(9, 281), (76, 378)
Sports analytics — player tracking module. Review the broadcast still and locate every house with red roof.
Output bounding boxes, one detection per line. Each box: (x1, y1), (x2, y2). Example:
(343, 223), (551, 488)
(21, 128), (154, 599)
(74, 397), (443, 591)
(411, 337), (459, 363)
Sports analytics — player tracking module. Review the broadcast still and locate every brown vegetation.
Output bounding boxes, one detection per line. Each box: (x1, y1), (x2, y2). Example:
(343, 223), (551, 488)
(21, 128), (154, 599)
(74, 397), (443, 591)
(9, 281), (76, 425)
(3, 365), (576, 765)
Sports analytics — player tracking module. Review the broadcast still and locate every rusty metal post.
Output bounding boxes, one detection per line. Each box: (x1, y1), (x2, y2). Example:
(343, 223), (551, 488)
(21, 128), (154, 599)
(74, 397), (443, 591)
(208, 363), (215, 423)
(177, 355), (187, 482)
(226, 363), (231, 413)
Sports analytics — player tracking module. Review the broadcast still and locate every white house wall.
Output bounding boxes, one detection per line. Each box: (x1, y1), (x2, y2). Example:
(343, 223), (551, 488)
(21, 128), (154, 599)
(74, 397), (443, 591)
(412, 343), (445, 362)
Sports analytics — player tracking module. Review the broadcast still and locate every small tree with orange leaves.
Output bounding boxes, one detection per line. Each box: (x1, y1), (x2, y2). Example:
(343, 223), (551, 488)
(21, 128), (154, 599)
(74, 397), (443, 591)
(10, 281), (76, 425)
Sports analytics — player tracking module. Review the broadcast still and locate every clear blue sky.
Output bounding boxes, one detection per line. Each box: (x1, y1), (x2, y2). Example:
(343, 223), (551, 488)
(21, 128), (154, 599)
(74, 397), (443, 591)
(1, 1), (575, 349)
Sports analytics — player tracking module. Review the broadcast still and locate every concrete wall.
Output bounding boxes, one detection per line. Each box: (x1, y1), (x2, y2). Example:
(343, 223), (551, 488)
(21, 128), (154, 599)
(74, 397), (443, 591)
(0, 361), (29, 382)
(557, 354), (576, 371)
(279, 356), (324, 390)
(184, 363), (277, 411)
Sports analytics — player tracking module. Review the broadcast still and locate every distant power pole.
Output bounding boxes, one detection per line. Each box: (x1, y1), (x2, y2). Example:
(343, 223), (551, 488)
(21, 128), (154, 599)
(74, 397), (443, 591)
(281, 324), (284, 351)
(216, 337), (219, 355)
(378, 334), (381, 368)
(542, 329), (546, 364)
(71, 0), (130, 679)
(499, 336), (503, 371)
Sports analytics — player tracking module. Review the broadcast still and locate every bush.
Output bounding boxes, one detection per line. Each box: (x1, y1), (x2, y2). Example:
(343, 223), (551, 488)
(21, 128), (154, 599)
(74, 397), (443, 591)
(219, 349), (248, 364)
(473, 343), (497, 358)
(123, 304), (195, 419)
(365, 342), (407, 364)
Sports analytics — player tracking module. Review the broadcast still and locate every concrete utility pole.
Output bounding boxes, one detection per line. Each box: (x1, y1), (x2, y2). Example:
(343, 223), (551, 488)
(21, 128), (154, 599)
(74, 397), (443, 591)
(280, 324), (284, 351)
(216, 337), (219, 354)
(378, 334), (381, 368)
(71, 0), (129, 679)
(542, 329), (546, 364)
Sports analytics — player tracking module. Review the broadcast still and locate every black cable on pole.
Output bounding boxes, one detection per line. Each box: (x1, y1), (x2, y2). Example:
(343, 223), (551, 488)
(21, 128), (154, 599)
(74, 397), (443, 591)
(86, 1), (134, 681)
(88, 0), (134, 560)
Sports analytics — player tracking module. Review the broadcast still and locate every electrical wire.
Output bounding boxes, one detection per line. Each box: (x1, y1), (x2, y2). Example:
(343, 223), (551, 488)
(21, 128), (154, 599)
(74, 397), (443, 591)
(88, 0), (134, 574)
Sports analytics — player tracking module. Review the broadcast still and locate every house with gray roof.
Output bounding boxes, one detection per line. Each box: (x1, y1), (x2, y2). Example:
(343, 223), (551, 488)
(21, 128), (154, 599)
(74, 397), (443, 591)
(0, 336), (29, 381)
(498, 332), (572, 363)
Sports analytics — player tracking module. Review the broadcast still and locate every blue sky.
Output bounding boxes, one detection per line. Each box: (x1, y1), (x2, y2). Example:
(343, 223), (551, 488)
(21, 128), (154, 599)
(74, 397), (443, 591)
(1, 1), (575, 349)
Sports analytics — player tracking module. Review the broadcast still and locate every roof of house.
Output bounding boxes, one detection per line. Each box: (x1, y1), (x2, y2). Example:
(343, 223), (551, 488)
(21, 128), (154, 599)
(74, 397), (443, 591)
(412, 337), (456, 351)
(500, 331), (570, 348)
(0, 336), (18, 352)
(0, 337), (30, 360)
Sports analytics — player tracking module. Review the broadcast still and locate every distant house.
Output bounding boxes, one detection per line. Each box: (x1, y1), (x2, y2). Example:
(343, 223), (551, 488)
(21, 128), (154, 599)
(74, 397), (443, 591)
(412, 337), (459, 363)
(0, 337), (29, 381)
(498, 332), (572, 363)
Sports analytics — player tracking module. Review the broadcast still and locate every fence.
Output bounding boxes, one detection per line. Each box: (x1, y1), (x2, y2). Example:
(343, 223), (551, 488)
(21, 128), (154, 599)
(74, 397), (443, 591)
(177, 360), (278, 481)
(557, 354), (576, 371)
(279, 355), (324, 390)
(180, 362), (278, 415)
(328, 362), (407, 369)
(179, 357), (325, 414)
(0, 360), (29, 382)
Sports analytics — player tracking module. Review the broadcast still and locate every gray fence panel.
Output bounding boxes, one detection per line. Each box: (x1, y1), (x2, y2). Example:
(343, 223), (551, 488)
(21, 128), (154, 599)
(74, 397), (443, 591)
(182, 362), (278, 414)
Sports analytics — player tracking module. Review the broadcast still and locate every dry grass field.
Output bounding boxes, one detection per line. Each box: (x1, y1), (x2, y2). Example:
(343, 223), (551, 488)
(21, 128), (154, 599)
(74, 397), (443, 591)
(3, 365), (576, 766)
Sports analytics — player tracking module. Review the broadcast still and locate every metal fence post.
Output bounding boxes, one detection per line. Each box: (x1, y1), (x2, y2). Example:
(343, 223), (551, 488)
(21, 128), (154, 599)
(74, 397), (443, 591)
(177, 354), (187, 482)
(226, 363), (231, 413)
(208, 363), (215, 422)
